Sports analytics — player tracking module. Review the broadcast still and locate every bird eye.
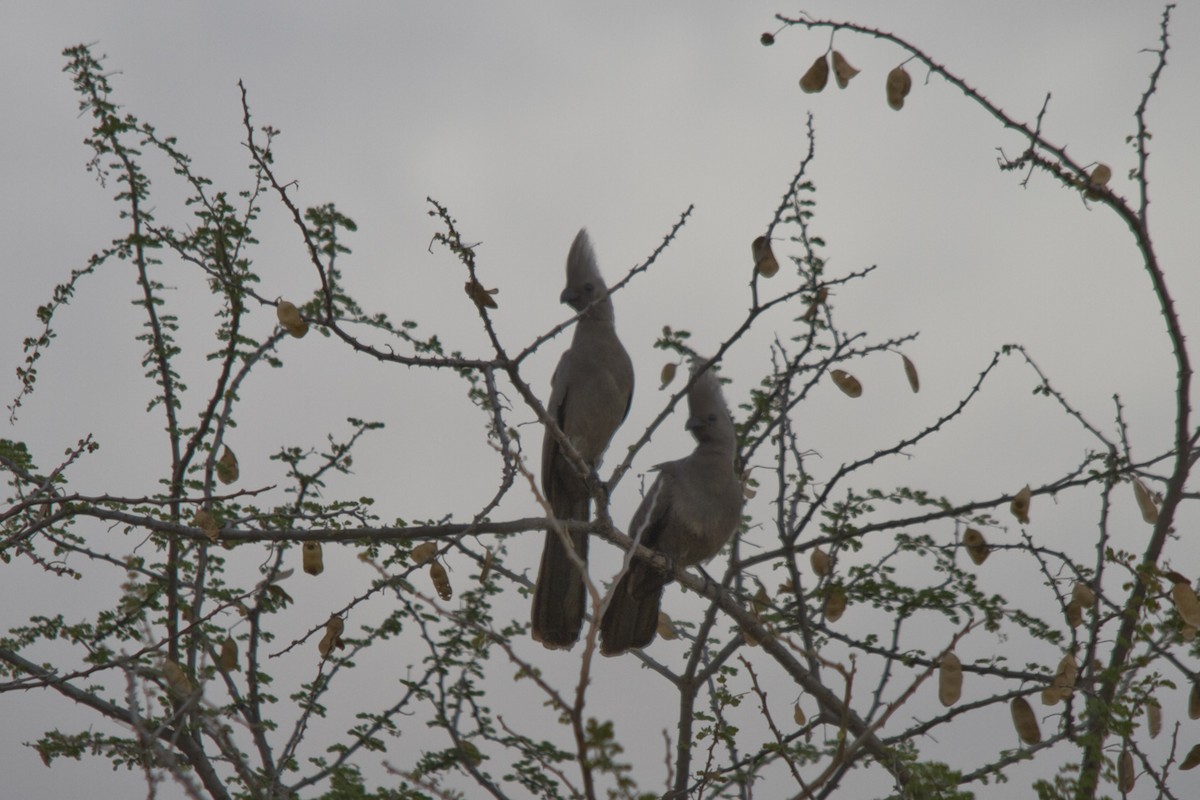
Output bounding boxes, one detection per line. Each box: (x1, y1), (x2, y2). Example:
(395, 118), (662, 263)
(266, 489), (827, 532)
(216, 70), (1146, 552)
(707, 414), (717, 423)
(583, 282), (594, 293)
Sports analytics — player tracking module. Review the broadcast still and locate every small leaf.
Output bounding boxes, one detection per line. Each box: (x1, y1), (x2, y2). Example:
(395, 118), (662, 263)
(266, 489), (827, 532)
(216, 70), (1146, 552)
(302, 541), (324, 576)
(938, 651), (963, 707)
(1010, 485), (1031, 525)
(831, 51), (860, 88)
(751, 236), (779, 278)
(901, 353), (920, 393)
(1010, 697), (1041, 745)
(830, 369), (862, 398)
(799, 55), (830, 93)
(660, 362), (678, 390)
(886, 65), (912, 110)
(216, 446), (239, 485)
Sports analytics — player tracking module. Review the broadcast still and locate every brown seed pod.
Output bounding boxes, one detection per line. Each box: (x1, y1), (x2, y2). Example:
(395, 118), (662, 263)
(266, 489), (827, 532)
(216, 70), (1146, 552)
(901, 353), (920, 393)
(479, 549), (494, 584)
(430, 561), (452, 601)
(1065, 599), (1083, 629)
(1010, 697), (1041, 745)
(660, 362), (678, 389)
(824, 584), (847, 622)
(741, 469), (757, 499)
(1172, 579), (1200, 628)
(793, 702), (806, 725)
(963, 528), (989, 565)
(216, 446), (239, 485)
(1040, 686), (1064, 706)
(318, 614), (345, 658)
(831, 369), (862, 398)
(464, 279), (499, 310)
(1190, 683), (1200, 720)
(1052, 652), (1078, 698)
(1117, 749), (1134, 792)
(1147, 698), (1162, 739)
(810, 547), (832, 577)
(1183, 624), (1197, 642)
(162, 658), (193, 696)
(218, 636), (239, 673)
(276, 301), (309, 338)
(657, 611), (679, 641)
(938, 651), (963, 707)
(885, 65), (912, 110)
(1071, 581), (1097, 608)
(410, 542), (438, 566)
(760, 32), (775, 47)
(1132, 478), (1159, 524)
(799, 54), (830, 93)
(803, 286), (830, 321)
(1010, 485), (1032, 525)
(194, 509), (220, 543)
(1182, 743), (1200, 770)
(302, 541), (324, 576)
(831, 51), (860, 89)
(751, 236), (780, 278)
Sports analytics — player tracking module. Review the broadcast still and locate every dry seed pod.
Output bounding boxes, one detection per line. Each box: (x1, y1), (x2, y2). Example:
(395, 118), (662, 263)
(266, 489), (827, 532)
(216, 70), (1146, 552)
(479, 549), (494, 584)
(885, 65), (912, 110)
(1010, 485), (1032, 525)
(938, 651), (963, 707)
(824, 584), (847, 622)
(276, 301), (309, 338)
(751, 236), (780, 278)
(218, 636), (239, 673)
(410, 542), (438, 566)
(831, 369), (862, 398)
(1010, 697), (1041, 745)
(793, 702), (806, 725)
(803, 286), (829, 321)
(660, 362), (678, 389)
(1183, 624), (1197, 642)
(1065, 599), (1083, 629)
(1040, 686), (1063, 706)
(1190, 683), (1200, 720)
(1052, 652), (1078, 697)
(1132, 478), (1159, 524)
(760, 32), (775, 47)
(1071, 581), (1097, 608)
(657, 611), (679, 641)
(464, 280), (499, 310)
(430, 561), (452, 601)
(216, 446), (239, 485)
(1089, 164), (1112, 188)
(741, 469), (757, 499)
(963, 528), (989, 565)
(1172, 579), (1200, 628)
(810, 547), (832, 577)
(831, 50), (860, 89)
(162, 659), (193, 696)
(901, 353), (920, 393)
(1182, 743), (1200, 770)
(1147, 698), (1162, 739)
(302, 541), (324, 576)
(1117, 749), (1134, 792)
(194, 509), (220, 543)
(318, 614), (345, 658)
(799, 54), (830, 93)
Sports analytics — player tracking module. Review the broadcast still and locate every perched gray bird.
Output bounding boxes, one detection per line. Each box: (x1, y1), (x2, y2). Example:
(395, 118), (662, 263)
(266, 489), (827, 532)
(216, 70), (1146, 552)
(600, 363), (743, 656)
(531, 229), (634, 649)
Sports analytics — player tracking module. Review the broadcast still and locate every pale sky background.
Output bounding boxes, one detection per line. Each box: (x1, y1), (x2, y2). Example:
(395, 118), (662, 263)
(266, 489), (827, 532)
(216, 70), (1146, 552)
(2, 2), (1199, 798)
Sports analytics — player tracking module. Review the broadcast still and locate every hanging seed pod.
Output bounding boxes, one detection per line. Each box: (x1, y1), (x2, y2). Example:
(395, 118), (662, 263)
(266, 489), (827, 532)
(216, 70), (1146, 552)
(216, 446), (239, 485)
(810, 547), (832, 577)
(901, 353), (920, 393)
(1182, 743), (1200, 770)
(751, 236), (780, 278)
(464, 279), (499, 310)
(824, 584), (847, 622)
(1052, 652), (1078, 698)
(760, 32), (775, 47)
(478, 549), (494, 584)
(657, 611), (679, 641)
(741, 469), (757, 499)
(1172, 579), (1200, 628)
(162, 658), (193, 696)
(410, 542), (438, 566)
(1132, 478), (1159, 524)
(276, 301), (309, 338)
(938, 651), (963, 707)
(794, 702), (806, 725)
(1041, 686), (1063, 706)
(1183, 624), (1197, 642)
(194, 509), (220, 543)
(318, 614), (345, 658)
(302, 541), (324, 576)
(1065, 599), (1083, 629)
(430, 561), (452, 601)
(963, 528), (989, 565)
(1190, 683), (1200, 720)
(803, 286), (829, 321)
(831, 369), (862, 398)
(885, 65), (912, 110)
(218, 636), (239, 673)
(799, 54), (830, 93)
(1010, 485), (1032, 525)
(1071, 581), (1097, 608)
(1147, 698), (1162, 739)
(1084, 164), (1112, 200)
(1010, 697), (1041, 745)
(831, 51), (860, 89)
(660, 362), (678, 389)
(1117, 749), (1134, 792)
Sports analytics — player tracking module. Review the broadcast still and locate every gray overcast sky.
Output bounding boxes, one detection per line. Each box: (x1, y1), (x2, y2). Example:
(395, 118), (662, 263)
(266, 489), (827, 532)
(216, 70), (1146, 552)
(3, 2), (1199, 797)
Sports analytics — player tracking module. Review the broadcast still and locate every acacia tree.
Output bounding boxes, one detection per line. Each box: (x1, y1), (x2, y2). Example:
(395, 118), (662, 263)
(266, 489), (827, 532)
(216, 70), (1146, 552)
(2, 6), (1196, 799)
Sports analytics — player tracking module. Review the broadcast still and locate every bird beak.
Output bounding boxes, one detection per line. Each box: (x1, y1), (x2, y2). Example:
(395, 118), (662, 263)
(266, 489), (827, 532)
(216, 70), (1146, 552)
(685, 417), (704, 433)
(560, 288), (584, 310)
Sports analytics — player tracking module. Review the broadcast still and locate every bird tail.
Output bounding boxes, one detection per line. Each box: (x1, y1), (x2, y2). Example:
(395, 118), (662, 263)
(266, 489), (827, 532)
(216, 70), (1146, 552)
(599, 564), (664, 656)
(530, 497), (590, 649)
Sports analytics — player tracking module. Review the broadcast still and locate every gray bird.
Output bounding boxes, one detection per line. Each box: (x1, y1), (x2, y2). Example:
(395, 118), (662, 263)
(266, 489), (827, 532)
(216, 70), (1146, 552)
(531, 229), (634, 649)
(600, 363), (743, 656)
